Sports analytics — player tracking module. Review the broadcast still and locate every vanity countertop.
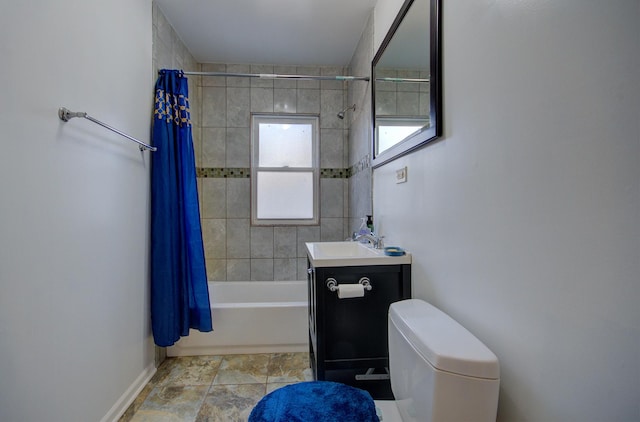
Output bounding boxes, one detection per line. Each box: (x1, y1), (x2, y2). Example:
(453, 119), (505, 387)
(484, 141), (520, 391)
(305, 241), (411, 267)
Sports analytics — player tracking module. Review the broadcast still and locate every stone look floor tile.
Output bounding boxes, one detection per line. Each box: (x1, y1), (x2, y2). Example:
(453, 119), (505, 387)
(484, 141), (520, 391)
(267, 352), (313, 383)
(131, 385), (209, 422)
(119, 357), (178, 421)
(160, 356), (223, 386)
(196, 384), (266, 422)
(121, 352), (310, 421)
(212, 354), (271, 385)
(265, 382), (296, 395)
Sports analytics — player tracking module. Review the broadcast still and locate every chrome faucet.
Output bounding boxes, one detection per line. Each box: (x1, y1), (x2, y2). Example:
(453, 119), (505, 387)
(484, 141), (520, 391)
(354, 233), (385, 249)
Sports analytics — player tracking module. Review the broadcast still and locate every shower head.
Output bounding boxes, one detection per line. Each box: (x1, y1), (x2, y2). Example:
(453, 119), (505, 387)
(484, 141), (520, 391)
(337, 104), (356, 119)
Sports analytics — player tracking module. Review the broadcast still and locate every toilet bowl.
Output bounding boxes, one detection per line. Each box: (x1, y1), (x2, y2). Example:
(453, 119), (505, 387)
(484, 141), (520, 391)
(250, 298), (500, 422)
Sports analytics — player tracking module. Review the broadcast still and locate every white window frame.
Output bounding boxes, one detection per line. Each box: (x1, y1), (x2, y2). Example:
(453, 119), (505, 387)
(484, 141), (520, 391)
(251, 113), (320, 226)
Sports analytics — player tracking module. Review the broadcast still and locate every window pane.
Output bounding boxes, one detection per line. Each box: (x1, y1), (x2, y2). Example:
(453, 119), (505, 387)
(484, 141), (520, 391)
(377, 125), (423, 153)
(256, 172), (313, 219)
(258, 123), (312, 167)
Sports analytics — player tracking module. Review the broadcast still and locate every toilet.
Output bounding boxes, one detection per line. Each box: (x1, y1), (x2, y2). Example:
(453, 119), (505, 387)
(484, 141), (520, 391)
(249, 298), (500, 422)
(375, 299), (500, 421)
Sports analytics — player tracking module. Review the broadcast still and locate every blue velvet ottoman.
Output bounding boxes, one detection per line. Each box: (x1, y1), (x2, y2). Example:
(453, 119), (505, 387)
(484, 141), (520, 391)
(249, 381), (380, 422)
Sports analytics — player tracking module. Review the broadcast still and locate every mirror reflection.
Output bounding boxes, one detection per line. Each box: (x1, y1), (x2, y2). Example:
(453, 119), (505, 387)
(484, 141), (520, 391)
(372, 0), (441, 167)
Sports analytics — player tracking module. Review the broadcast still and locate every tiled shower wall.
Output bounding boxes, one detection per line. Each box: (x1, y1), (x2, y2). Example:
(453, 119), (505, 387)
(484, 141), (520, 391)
(154, 2), (358, 282)
(152, 2), (201, 137)
(347, 12), (375, 235)
(196, 63), (351, 281)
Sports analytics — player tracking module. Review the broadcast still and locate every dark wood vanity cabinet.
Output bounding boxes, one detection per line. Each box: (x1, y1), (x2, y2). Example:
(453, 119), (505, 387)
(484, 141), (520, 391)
(307, 261), (411, 399)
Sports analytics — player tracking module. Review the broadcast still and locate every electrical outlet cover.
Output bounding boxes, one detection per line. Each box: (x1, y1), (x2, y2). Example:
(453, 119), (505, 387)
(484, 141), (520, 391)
(396, 166), (407, 183)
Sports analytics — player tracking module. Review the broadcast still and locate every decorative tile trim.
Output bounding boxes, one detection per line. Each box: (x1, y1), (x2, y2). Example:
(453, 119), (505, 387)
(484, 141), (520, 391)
(348, 154), (371, 178)
(197, 168), (250, 178)
(196, 167), (354, 179)
(320, 168), (350, 178)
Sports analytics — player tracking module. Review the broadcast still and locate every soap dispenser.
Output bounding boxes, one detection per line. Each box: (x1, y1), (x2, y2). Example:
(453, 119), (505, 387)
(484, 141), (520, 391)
(366, 215), (374, 233)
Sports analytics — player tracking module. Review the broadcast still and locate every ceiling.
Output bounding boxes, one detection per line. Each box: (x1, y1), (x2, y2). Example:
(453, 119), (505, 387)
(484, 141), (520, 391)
(155, 0), (378, 67)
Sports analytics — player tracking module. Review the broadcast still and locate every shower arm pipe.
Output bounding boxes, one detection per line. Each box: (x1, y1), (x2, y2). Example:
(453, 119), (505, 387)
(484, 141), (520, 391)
(58, 107), (157, 152)
(178, 70), (370, 82)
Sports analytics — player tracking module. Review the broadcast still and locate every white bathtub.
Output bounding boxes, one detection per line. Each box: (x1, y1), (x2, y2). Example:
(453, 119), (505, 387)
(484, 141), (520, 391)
(167, 281), (309, 356)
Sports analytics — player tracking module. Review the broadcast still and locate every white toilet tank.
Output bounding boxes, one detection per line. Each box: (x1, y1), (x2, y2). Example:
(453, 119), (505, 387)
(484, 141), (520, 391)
(388, 299), (500, 422)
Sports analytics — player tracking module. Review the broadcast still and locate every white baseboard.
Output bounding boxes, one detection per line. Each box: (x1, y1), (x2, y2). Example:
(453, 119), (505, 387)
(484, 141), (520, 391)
(100, 363), (157, 422)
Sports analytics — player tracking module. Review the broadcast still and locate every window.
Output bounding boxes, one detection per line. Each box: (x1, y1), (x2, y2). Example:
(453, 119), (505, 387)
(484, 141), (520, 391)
(375, 116), (430, 154)
(251, 114), (319, 225)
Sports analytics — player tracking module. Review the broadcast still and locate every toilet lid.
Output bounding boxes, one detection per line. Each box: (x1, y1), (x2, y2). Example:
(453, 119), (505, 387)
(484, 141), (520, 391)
(390, 299), (500, 379)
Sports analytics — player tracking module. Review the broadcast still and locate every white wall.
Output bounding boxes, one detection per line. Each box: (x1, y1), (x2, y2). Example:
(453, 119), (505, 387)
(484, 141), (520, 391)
(0, 1), (155, 421)
(372, 0), (639, 420)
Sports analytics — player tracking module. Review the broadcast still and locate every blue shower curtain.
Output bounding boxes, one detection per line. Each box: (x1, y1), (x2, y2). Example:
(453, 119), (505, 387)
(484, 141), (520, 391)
(150, 69), (212, 347)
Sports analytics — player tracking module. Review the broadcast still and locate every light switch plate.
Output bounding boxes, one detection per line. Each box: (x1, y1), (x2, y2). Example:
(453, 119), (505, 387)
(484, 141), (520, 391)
(396, 166), (407, 184)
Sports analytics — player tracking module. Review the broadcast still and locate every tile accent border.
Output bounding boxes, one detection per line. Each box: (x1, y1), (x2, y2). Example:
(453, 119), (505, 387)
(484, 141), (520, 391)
(196, 167), (354, 179)
(348, 154), (371, 178)
(320, 168), (350, 178)
(197, 168), (250, 178)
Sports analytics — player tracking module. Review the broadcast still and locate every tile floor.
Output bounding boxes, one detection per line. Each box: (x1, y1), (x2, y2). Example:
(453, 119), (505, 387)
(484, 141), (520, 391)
(119, 352), (312, 422)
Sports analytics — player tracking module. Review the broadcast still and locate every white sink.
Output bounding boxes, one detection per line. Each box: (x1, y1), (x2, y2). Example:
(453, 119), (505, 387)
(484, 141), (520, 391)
(305, 241), (411, 267)
(310, 241), (382, 257)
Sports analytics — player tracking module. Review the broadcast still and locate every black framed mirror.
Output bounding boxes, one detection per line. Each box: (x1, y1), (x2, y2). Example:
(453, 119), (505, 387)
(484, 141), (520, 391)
(371, 0), (441, 168)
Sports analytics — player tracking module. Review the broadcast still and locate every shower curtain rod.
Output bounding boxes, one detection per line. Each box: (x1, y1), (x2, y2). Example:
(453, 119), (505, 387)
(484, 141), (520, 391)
(58, 107), (157, 152)
(172, 71), (425, 83)
(376, 77), (430, 83)
(177, 70), (370, 82)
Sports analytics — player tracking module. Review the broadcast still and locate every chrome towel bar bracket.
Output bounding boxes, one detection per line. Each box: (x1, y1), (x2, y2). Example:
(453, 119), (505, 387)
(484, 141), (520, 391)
(58, 107), (157, 152)
(326, 277), (373, 293)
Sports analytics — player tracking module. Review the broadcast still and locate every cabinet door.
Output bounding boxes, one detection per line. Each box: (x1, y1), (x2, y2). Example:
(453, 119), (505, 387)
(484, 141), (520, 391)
(319, 265), (409, 361)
